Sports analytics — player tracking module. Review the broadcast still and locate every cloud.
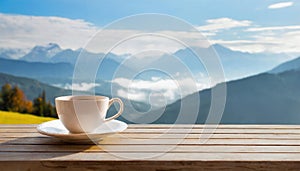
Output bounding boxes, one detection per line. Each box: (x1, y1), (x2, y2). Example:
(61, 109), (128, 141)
(197, 18), (252, 32)
(112, 77), (211, 107)
(246, 25), (300, 32)
(195, 17), (300, 55)
(104, 30), (212, 57)
(85, 30), (212, 55)
(53, 83), (100, 91)
(0, 13), (212, 55)
(52, 77), (210, 107)
(213, 29), (300, 54)
(0, 13), (97, 51)
(268, 2), (294, 9)
(212, 39), (267, 53)
(113, 77), (179, 106)
(117, 89), (147, 102)
(1, 13), (299, 56)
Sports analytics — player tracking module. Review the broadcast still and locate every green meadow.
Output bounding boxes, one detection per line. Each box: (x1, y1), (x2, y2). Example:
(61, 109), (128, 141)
(0, 110), (54, 124)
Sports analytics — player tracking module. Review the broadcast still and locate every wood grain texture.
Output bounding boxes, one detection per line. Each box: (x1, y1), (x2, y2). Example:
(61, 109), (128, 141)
(1, 124), (300, 171)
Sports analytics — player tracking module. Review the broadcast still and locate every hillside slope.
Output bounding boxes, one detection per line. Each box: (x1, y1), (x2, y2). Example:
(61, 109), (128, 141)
(269, 56), (300, 74)
(0, 72), (72, 103)
(155, 70), (300, 124)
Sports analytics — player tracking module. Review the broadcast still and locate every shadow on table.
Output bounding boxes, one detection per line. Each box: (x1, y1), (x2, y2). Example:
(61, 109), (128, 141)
(0, 135), (98, 160)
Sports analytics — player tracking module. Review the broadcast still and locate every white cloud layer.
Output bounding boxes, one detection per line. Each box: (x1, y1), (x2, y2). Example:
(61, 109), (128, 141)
(268, 2), (294, 9)
(112, 77), (211, 107)
(0, 13), (211, 55)
(0, 13), (97, 51)
(54, 83), (100, 91)
(212, 21), (300, 54)
(0, 13), (299, 55)
(213, 28), (300, 54)
(197, 18), (252, 32)
(246, 25), (300, 32)
(112, 77), (179, 103)
(53, 77), (211, 107)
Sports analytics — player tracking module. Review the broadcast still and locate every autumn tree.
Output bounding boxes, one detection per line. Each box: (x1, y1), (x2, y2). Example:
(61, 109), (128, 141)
(0, 83), (12, 111)
(10, 86), (33, 113)
(33, 96), (44, 116)
(33, 90), (56, 117)
(0, 84), (56, 117)
(0, 84), (33, 113)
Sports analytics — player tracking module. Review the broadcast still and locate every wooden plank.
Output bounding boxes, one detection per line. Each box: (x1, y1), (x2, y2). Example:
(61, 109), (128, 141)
(97, 137), (300, 145)
(1, 137), (300, 145)
(2, 152), (300, 161)
(0, 124), (38, 128)
(3, 128), (300, 134)
(0, 129), (38, 133)
(3, 124), (300, 129)
(107, 133), (300, 139)
(1, 161), (300, 171)
(128, 124), (300, 129)
(4, 132), (300, 140)
(123, 128), (300, 134)
(3, 144), (300, 153)
(3, 124), (300, 130)
(1, 125), (300, 171)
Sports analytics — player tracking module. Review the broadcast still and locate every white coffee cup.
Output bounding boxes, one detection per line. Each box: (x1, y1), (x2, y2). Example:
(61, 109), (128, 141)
(55, 95), (124, 133)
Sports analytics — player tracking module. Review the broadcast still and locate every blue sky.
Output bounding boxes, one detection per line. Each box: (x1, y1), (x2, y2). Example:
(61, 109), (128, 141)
(1, 0), (299, 101)
(1, 0), (299, 26)
(0, 0), (299, 56)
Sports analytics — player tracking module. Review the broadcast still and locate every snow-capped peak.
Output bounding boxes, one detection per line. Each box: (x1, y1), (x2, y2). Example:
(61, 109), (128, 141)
(21, 43), (62, 62)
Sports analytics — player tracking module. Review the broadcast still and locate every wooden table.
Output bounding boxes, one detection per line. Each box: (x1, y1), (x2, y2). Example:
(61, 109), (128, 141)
(1, 124), (300, 171)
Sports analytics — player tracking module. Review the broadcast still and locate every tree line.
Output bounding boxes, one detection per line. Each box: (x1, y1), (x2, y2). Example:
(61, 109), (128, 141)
(0, 83), (57, 118)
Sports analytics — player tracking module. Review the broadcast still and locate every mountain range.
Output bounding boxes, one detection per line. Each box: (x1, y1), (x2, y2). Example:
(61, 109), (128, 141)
(174, 44), (290, 80)
(0, 48), (27, 59)
(1, 43), (292, 83)
(1, 42), (300, 124)
(0, 45), (130, 85)
(0, 58), (73, 80)
(1, 53), (300, 123)
(148, 56), (300, 124)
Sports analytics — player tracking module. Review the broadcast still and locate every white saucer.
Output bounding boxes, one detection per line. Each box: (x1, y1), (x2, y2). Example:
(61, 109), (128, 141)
(37, 119), (128, 143)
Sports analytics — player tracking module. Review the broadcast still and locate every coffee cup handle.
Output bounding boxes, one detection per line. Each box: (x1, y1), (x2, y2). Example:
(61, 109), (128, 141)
(105, 98), (124, 121)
